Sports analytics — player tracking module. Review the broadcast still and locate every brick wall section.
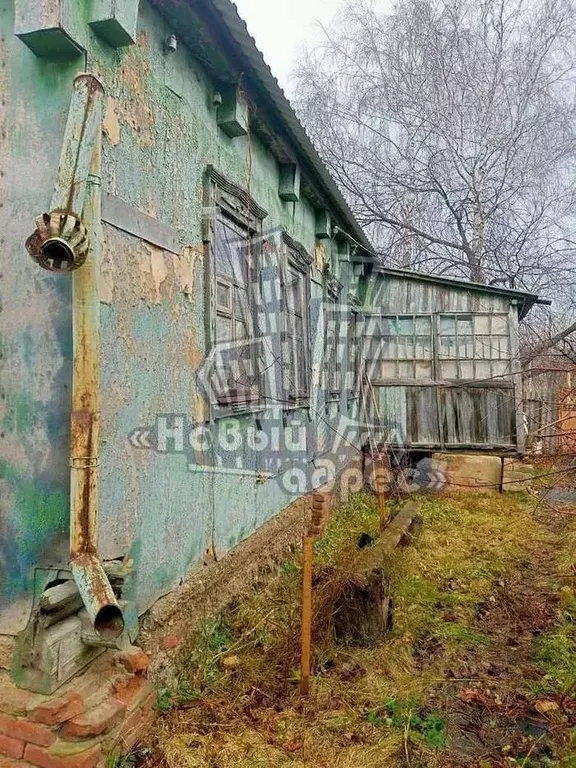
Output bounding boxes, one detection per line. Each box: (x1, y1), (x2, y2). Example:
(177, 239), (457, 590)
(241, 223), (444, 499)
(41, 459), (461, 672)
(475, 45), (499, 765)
(0, 649), (157, 768)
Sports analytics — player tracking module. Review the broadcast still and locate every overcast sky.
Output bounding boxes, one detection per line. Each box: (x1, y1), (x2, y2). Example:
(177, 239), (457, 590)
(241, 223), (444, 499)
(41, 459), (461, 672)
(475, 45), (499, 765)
(233, 0), (349, 94)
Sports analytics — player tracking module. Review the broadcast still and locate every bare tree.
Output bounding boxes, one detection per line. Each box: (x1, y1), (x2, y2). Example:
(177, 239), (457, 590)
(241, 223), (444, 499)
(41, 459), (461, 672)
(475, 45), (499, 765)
(295, 0), (576, 300)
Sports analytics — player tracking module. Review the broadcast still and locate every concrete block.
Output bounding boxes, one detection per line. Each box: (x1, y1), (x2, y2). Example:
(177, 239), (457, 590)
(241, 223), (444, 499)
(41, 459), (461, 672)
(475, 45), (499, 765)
(502, 458), (534, 491)
(432, 453), (502, 492)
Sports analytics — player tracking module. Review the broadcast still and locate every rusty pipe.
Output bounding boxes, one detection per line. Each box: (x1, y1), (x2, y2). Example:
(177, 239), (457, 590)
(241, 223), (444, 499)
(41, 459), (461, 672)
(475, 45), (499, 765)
(67, 75), (124, 640)
(26, 74), (104, 272)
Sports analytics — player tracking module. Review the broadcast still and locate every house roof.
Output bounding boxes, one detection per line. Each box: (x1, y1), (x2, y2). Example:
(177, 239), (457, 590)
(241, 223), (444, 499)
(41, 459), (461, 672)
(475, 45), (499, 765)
(370, 266), (550, 320)
(149, 0), (374, 253)
(150, 0), (547, 322)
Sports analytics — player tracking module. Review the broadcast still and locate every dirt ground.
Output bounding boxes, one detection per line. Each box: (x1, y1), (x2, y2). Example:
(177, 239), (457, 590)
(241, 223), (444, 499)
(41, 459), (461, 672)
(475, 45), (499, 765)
(126, 468), (576, 768)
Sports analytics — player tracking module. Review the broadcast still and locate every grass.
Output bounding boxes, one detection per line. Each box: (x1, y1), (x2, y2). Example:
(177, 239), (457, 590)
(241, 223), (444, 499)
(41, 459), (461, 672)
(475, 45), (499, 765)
(152, 485), (576, 768)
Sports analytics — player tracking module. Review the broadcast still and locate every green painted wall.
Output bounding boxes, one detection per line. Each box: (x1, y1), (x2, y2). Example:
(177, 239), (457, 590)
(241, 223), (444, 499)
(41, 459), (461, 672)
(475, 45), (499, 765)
(0, 0), (360, 633)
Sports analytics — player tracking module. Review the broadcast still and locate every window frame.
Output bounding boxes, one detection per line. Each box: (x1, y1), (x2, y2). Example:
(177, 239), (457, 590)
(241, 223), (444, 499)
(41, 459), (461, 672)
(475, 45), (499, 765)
(363, 314), (434, 383)
(362, 311), (513, 386)
(324, 277), (344, 400)
(203, 166), (268, 412)
(436, 312), (512, 382)
(281, 238), (312, 404)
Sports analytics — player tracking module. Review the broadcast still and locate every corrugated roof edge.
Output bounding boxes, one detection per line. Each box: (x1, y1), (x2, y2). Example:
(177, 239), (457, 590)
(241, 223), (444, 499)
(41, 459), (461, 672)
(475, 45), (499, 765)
(373, 266), (550, 320)
(200, 0), (375, 255)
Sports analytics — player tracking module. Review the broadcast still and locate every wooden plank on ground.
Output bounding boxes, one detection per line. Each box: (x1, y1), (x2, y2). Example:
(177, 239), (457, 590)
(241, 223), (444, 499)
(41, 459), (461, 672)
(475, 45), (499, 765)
(379, 500), (422, 554)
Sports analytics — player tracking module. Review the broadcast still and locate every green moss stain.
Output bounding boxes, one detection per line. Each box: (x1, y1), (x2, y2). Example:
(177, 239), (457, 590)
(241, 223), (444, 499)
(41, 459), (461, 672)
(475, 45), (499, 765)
(0, 460), (67, 601)
(1, 391), (37, 434)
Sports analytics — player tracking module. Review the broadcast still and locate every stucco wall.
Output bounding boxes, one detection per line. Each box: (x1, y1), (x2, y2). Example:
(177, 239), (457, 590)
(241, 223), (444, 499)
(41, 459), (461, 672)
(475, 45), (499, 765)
(0, 0), (360, 634)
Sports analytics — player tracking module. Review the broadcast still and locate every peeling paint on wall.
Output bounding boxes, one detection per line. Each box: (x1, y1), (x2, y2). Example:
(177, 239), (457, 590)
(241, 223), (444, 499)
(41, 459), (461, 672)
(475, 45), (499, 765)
(103, 97), (121, 146)
(315, 241), (328, 273)
(2, 0), (347, 634)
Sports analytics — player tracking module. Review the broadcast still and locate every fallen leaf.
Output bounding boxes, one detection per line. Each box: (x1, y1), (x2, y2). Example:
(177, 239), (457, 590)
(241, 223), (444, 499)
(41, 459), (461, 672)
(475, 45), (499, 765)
(459, 688), (494, 708)
(222, 655), (241, 669)
(535, 699), (559, 714)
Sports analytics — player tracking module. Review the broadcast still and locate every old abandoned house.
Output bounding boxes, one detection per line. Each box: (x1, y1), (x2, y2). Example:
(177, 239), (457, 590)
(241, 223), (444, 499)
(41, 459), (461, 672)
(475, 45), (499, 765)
(0, 0), (546, 763)
(360, 266), (544, 455)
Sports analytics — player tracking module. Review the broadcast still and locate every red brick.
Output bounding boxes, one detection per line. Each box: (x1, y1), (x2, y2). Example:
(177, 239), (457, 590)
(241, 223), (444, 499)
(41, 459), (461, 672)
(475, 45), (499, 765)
(61, 699), (125, 739)
(112, 709), (155, 753)
(0, 734), (24, 760)
(0, 714), (55, 748)
(111, 677), (149, 711)
(28, 694), (84, 726)
(141, 692), (157, 715)
(0, 677), (36, 717)
(24, 743), (101, 768)
(111, 705), (140, 741)
(117, 650), (150, 674)
(0, 755), (34, 767)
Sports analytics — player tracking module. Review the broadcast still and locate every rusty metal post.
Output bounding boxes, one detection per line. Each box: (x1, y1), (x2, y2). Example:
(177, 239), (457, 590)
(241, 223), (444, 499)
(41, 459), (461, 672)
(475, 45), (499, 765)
(300, 534), (314, 695)
(66, 75), (124, 640)
(375, 456), (388, 531)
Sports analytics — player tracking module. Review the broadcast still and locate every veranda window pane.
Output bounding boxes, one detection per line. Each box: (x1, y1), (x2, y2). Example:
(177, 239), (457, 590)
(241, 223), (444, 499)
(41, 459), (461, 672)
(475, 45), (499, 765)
(474, 315), (491, 335)
(476, 361), (492, 380)
(498, 336), (510, 358)
(440, 316), (455, 334)
(491, 315), (508, 335)
(398, 317), (413, 335)
(381, 361), (397, 379)
(415, 316), (432, 335)
(441, 361), (458, 378)
(415, 360), (432, 378)
(440, 335), (456, 358)
(382, 336), (397, 359)
(415, 336), (433, 358)
(399, 361), (414, 378)
(492, 360), (510, 378)
(475, 336), (491, 359)
(459, 335), (474, 358)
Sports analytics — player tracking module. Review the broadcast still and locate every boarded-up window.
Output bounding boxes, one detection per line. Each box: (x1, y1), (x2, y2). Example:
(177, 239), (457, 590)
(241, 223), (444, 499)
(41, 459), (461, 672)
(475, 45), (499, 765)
(325, 297), (345, 396)
(212, 217), (259, 404)
(347, 311), (359, 394)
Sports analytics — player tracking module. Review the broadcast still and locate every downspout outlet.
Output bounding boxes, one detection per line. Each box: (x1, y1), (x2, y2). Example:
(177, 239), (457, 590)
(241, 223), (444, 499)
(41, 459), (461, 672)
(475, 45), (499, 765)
(71, 554), (124, 640)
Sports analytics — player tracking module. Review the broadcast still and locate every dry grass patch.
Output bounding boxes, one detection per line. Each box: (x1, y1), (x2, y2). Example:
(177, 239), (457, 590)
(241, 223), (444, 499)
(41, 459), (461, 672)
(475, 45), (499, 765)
(149, 487), (576, 768)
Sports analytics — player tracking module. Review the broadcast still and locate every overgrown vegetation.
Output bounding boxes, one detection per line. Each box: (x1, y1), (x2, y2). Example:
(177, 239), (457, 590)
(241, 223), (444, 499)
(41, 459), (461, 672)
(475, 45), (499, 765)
(151, 487), (576, 767)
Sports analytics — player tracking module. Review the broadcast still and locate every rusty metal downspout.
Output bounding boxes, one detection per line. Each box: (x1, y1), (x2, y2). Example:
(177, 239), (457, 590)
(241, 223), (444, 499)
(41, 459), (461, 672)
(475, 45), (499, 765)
(26, 74), (124, 641)
(69, 84), (124, 642)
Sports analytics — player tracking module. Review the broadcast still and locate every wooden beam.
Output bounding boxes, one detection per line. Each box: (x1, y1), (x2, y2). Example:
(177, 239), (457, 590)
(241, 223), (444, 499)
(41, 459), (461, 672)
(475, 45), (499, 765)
(300, 534), (314, 695)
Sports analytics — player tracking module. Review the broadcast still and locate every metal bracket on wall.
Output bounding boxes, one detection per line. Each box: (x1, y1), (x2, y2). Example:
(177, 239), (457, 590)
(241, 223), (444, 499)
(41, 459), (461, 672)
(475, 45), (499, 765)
(102, 194), (182, 254)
